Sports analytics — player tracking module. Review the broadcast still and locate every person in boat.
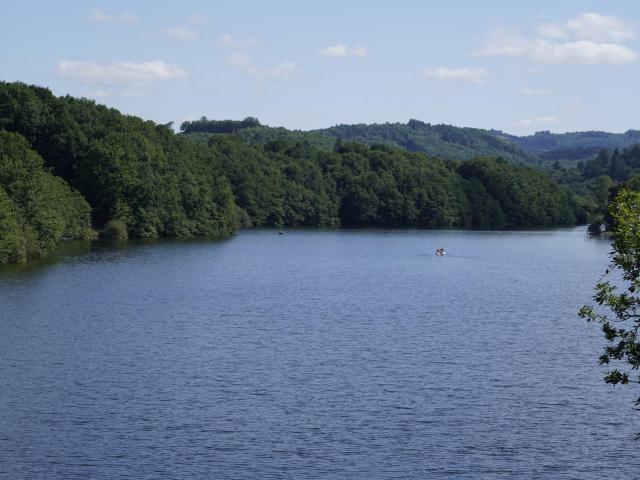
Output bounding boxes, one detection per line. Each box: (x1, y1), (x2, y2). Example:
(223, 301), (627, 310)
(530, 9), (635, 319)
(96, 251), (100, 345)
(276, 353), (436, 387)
(436, 247), (446, 256)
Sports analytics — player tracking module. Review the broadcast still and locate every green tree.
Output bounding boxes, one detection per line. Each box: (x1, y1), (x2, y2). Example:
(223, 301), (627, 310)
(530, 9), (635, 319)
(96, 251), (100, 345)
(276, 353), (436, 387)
(580, 190), (640, 416)
(0, 187), (22, 262)
(0, 130), (91, 261)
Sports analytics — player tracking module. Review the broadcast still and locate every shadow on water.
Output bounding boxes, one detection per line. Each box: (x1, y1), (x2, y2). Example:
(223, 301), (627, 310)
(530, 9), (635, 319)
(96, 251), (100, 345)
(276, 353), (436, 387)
(0, 234), (234, 279)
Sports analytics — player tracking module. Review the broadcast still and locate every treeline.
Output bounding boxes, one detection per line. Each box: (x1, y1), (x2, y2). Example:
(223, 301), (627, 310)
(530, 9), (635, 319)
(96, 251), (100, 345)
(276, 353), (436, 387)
(0, 131), (90, 262)
(180, 116), (260, 134)
(578, 146), (640, 182)
(550, 145), (640, 232)
(203, 136), (584, 229)
(311, 120), (541, 165)
(495, 129), (640, 155)
(0, 82), (238, 247)
(0, 82), (585, 263)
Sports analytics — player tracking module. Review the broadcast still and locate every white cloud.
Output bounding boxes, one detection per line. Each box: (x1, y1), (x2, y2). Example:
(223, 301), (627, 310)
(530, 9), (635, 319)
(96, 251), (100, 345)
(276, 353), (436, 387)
(541, 40), (636, 64)
(420, 67), (489, 83)
(218, 34), (260, 49)
(320, 44), (369, 58)
(57, 60), (188, 87)
(481, 35), (637, 65)
(515, 116), (559, 128)
(479, 14), (637, 65)
(162, 26), (198, 41)
(521, 87), (551, 96)
(538, 13), (635, 43)
(225, 53), (300, 80)
(92, 8), (135, 24)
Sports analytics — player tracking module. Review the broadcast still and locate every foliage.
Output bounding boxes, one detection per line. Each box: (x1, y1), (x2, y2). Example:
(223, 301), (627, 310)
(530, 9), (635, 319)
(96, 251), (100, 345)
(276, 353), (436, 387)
(580, 190), (640, 418)
(551, 145), (640, 229)
(180, 116), (260, 134)
(100, 219), (128, 240)
(312, 120), (541, 165)
(578, 146), (640, 183)
(0, 81), (238, 243)
(0, 82), (586, 264)
(457, 157), (583, 226)
(204, 138), (582, 229)
(0, 130), (91, 262)
(184, 126), (337, 151)
(495, 129), (640, 165)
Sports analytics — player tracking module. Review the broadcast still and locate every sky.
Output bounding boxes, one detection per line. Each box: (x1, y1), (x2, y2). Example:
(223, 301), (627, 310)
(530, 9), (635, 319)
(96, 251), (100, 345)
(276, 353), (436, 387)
(2, 0), (640, 134)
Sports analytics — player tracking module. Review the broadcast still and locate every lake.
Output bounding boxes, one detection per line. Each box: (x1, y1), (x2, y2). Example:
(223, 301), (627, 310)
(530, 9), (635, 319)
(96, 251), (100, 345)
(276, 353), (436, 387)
(0, 228), (637, 479)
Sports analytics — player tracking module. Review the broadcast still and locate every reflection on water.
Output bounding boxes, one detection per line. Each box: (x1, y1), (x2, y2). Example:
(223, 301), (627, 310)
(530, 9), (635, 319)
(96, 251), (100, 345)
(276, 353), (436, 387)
(0, 234), (234, 278)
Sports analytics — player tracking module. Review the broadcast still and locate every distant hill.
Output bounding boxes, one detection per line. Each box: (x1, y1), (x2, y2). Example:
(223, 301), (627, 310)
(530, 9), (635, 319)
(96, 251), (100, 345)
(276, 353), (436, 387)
(181, 118), (541, 164)
(311, 120), (541, 165)
(493, 129), (640, 165)
(181, 118), (640, 169)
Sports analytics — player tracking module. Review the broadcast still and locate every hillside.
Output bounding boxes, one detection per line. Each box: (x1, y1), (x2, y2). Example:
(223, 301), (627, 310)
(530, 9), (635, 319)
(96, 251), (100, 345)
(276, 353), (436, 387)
(182, 118), (640, 169)
(311, 120), (542, 165)
(0, 82), (587, 263)
(183, 120), (541, 165)
(493, 129), (640, 164)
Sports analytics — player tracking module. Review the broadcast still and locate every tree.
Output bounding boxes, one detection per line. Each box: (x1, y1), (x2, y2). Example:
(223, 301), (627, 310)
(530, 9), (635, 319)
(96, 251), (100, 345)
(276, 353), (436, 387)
(580, 190), (640, 416)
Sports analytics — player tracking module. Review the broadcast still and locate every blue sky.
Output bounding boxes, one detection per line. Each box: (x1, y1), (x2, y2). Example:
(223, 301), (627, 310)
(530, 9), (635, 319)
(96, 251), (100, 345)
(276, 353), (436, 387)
(2, 0), (639, 134)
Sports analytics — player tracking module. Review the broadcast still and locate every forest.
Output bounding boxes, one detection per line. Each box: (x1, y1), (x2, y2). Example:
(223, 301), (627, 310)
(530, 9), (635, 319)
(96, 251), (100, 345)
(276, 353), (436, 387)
(0, 82), (587, 263)
(495, 129), (640, 164)
(548, 145), (640, 230)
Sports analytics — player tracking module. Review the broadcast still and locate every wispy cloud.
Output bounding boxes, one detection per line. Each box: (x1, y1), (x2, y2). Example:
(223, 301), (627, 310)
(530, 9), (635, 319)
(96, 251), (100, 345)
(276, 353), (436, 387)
(515, 116), (559, 128)
(420, 67), (489, 83)
(225, 53), (300, 80)
(218, 34), (260, 49)
(320, 44), (369, 58)
(92, 8), (136, 24)
(161, 26), (199, 41)
(521, 87), (551, 96)
(538, 12), (635, 43)
(479, 13), (637, 65)
(57, 60), (188, 87)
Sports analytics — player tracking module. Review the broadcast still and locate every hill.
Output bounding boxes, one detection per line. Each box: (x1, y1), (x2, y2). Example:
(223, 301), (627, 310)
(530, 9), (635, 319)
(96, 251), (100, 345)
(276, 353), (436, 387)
(311, 120), (542, 165)
(184, 120), (542, 165)
(182, 118), (640, 169)
(0, 82), (586, 263)
(493, 129), (640, 165)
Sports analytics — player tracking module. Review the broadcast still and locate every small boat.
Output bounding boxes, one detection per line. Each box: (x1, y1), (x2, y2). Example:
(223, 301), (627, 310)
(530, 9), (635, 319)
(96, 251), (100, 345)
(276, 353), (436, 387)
(436, 248), (446, 256)
(278, 230), (284, 235)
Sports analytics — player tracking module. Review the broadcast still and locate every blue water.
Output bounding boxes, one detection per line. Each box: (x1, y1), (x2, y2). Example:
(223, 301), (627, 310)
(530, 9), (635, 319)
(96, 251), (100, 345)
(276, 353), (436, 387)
(0, 228), (636, 479)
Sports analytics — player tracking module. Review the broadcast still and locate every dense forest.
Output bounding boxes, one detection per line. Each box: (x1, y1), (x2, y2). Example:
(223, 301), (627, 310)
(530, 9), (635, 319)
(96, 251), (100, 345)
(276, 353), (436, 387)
(317, 124), (640, 167)
(0, 131), (90, 262)
(183, 120), (542, 165)
(494, 129), (640, 165)
(184, 119), (640, 169)
(494, 129), (640, 154)
(0, 82), (239, 245)
(312, 120), (542, 165)
(0, 82), (587, 263)
(549, 145), (640, 230)
(180, 116), (261, 134)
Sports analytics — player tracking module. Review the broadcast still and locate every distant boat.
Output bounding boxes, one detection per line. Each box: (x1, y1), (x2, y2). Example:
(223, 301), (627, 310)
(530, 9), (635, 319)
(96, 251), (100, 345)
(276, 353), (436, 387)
(278, 230), (284, 235)
(436, 248), (446, 256)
